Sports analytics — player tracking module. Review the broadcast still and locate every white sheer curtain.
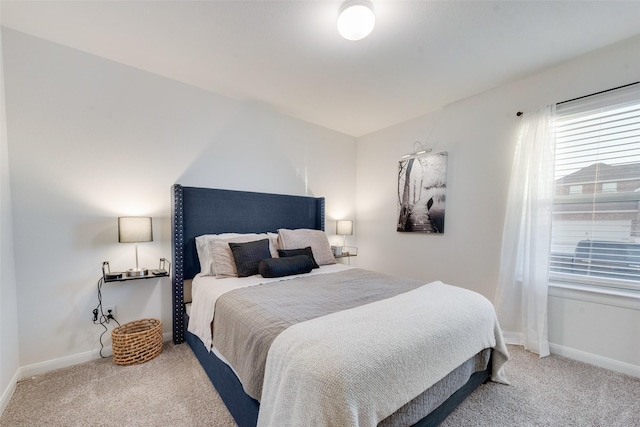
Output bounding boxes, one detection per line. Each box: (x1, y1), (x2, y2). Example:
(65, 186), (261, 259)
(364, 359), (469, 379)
(494, 105), (556, 357)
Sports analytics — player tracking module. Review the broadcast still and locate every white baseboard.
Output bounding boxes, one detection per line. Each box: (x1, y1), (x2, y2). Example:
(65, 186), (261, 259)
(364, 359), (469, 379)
(0, 368), (20, 417)
(19, 332), (174, 380)
(20, 348), (109, 380)
(549, 343), (640, 378)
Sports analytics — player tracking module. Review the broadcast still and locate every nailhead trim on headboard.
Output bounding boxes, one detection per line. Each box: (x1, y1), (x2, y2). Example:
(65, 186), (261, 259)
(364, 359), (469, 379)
(172, 184), (185, 344)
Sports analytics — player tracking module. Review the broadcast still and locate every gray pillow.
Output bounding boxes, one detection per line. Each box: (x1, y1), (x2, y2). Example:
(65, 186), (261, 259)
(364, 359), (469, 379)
(278, 229), (336, 266)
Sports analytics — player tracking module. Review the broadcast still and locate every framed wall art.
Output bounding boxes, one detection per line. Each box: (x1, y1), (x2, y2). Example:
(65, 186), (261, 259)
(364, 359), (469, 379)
(397, 151), (448, 233)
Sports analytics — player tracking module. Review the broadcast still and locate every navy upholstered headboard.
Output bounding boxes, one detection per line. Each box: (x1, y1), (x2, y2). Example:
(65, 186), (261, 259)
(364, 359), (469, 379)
(171, 185), (325, 343)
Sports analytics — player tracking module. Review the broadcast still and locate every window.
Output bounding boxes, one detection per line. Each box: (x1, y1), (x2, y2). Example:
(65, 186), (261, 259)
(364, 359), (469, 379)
(569, 185), (583, 195)
(602, 182), (618, 193)
(550, 83), (640, 291)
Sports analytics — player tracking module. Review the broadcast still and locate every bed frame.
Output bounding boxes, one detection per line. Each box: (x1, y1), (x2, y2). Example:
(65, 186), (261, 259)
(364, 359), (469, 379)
(171, 184), (490, 427)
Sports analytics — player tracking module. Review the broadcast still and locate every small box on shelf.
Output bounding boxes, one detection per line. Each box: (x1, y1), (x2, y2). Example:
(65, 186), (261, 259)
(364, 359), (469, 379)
(333, 246), (357, 259)
(341, 246), (358, 257)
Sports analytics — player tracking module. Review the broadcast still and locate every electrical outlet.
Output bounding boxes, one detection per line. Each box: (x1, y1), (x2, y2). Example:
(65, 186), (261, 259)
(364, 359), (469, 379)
(105, 305), (116, 319)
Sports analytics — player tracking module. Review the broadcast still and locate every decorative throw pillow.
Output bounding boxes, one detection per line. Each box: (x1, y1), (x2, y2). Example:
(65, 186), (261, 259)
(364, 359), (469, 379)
(278, 228), (336, 266)
(195, 233), (250, 276)
(229, 239), (272, 278)
(258, 255), (315, 278)
(210, 234), (271, 278)
(278, 247), (319, 269)
(267, 232), (280, 256)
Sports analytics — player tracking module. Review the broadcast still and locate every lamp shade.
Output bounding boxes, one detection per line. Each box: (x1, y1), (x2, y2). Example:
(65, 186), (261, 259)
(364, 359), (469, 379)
(118, 217), (153, 243)
(336, 220), (353, 236)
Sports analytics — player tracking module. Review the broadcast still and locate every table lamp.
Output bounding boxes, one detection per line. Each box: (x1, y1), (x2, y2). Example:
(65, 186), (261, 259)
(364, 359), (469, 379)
(336, 220), (353, 252)
(118, 216), (153, 277)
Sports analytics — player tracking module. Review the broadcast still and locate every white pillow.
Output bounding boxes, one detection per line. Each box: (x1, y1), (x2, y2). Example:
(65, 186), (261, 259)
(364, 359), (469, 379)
(196, 233), (243, 276)
(195, 233), (240, 276)
(195, 233), (265, 276)
(195, 235), (212, 275)
(277, 228), (336, 266)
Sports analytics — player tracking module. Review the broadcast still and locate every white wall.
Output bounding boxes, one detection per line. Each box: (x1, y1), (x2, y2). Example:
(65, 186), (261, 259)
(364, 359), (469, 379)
(1, 28), (356, 370)
(0, 26), (20, 414)
(3, 22), (639, 392)
(356, 34), (640, 375)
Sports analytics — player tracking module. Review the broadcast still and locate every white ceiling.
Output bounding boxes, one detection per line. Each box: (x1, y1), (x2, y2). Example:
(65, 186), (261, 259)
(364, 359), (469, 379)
(2, 1), (640, 137)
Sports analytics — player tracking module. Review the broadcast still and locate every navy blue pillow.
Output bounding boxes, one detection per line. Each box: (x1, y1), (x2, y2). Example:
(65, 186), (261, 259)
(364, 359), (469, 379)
(229, 239), (272, 277)
(259, 255), (315, 278)
(277, 247), (319, 269)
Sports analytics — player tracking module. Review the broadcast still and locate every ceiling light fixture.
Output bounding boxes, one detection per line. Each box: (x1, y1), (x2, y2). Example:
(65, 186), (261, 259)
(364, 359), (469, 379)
(401, 141), (432, 160)
(337, 0), (375, 41)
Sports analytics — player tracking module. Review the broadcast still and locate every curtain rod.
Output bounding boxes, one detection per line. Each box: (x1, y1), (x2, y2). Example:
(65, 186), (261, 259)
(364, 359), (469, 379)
(516, 81), (640, 117)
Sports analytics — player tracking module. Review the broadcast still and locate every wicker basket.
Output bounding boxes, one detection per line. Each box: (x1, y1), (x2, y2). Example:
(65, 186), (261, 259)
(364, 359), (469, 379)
(112, 319), (163, 365)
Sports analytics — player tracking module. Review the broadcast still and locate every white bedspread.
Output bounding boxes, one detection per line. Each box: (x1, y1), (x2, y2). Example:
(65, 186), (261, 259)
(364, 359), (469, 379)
(187, 264), (353, 351)
(257, 281), (509, 427)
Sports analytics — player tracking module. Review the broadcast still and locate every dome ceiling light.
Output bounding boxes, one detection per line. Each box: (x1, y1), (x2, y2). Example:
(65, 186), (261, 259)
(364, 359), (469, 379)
(337, 0), (375, 41)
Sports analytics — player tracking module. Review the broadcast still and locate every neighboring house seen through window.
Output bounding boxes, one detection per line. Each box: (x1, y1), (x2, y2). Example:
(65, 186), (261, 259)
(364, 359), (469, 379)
(550, 83), (640, 291)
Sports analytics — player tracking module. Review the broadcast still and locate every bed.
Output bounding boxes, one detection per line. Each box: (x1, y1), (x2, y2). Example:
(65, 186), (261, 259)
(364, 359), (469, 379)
(171, 184), (508, 427)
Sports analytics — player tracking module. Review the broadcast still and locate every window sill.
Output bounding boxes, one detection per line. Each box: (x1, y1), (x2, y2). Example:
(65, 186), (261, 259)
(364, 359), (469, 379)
(549, 281), (640, 311)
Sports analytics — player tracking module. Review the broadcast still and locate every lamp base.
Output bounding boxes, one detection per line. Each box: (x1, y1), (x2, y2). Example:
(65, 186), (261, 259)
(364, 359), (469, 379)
(126, 268), (148, 277)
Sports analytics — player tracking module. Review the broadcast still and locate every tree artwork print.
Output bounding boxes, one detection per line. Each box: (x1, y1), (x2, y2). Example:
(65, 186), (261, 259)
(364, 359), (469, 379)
(397, 152), (447, 233)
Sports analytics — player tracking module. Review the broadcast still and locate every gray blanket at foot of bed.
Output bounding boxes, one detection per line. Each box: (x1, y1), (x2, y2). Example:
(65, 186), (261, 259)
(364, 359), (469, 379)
(213, 268), (427, 401)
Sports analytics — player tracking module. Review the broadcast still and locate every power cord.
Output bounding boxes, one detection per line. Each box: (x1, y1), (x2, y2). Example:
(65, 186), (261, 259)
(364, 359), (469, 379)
(93, 277), (121, 358)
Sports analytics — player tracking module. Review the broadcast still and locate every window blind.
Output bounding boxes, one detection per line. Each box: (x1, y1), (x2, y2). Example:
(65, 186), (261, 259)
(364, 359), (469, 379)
(550, 83), (640, 290)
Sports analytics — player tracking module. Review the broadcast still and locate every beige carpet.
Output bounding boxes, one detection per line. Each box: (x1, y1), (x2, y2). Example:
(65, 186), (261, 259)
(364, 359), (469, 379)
(1, 343), (236, 427)
(1, 343), (639, 426)
(441, 345), (640, 427)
